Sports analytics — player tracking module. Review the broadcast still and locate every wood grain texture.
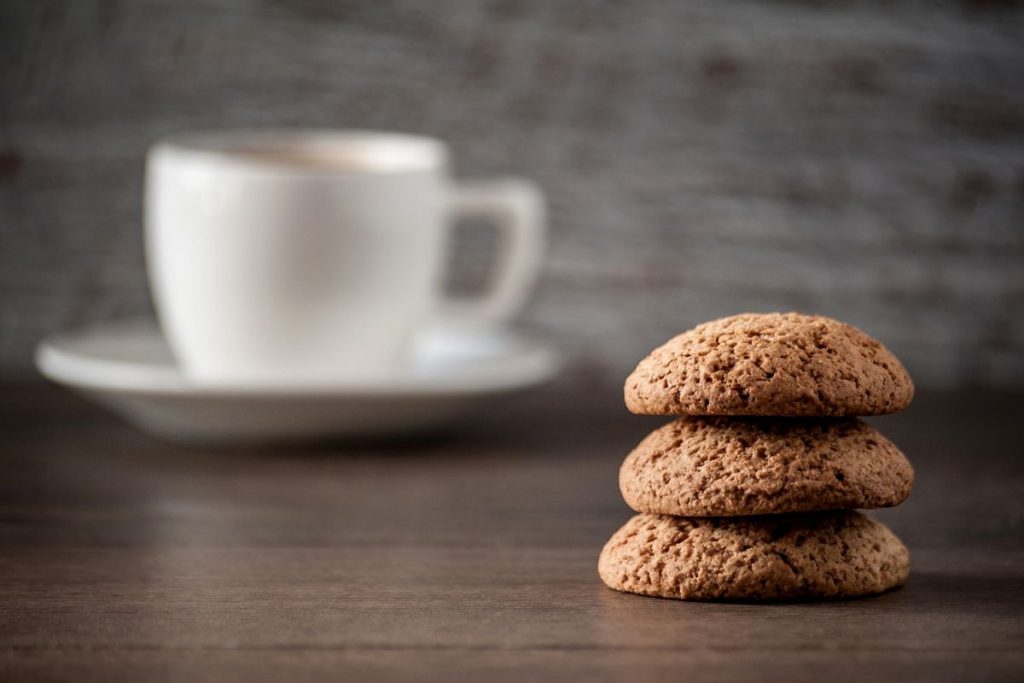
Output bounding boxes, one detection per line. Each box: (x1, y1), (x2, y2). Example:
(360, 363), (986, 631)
(2, 1), (1024, 388)
(1, 383), (1023, 681)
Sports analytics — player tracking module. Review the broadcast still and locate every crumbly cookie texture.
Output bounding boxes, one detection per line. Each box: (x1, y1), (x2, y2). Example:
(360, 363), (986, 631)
(620, 416), (913, 516)
(598, 511), (909, 601)
(624, 312), (914, 416)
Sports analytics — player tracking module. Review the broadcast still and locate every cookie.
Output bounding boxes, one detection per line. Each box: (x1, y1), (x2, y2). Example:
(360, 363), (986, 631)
(598, 511), (909, 601)
(620, 416), (913, 516)
(624, 313), (914, 416)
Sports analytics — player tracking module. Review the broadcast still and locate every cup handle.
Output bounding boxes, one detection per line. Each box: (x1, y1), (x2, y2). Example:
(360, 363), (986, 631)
(441, 178), (546, 325)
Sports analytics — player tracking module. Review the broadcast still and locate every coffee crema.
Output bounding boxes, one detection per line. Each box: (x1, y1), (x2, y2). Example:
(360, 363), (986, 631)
(226, 146), (384, 170)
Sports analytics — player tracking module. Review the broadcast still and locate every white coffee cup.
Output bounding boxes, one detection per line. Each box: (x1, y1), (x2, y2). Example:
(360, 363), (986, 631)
(145, 129), (545, 385)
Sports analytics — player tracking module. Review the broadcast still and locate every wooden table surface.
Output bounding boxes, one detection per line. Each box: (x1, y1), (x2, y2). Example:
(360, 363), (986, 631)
(2, 383), (1022, 682)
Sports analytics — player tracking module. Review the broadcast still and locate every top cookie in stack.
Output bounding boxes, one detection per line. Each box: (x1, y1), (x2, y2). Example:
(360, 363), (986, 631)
(625, 312), (914, 417)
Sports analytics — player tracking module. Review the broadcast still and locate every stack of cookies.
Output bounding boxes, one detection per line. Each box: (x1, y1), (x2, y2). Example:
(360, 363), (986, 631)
(598, 313), (915, 601)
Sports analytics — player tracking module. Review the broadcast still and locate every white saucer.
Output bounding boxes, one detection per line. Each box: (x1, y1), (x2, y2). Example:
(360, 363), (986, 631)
(36, 320), (560, 444)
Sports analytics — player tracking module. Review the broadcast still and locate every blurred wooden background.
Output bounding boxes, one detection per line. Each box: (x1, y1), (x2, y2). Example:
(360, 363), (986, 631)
(2, 0), (1022, 389)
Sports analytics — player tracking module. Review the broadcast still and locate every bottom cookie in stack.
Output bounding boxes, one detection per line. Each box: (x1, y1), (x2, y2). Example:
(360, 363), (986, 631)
(598, 511), (909, 601)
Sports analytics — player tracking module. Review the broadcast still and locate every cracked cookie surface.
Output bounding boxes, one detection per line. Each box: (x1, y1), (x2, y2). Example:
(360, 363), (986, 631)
(598, 511), (909, 601)
(620, 417), (913, 516)
(624, 312), (914, 416)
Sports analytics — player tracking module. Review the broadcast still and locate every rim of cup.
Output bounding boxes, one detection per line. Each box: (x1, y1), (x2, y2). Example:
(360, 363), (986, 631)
(150, 129), (449, 175)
